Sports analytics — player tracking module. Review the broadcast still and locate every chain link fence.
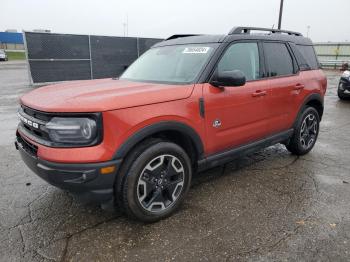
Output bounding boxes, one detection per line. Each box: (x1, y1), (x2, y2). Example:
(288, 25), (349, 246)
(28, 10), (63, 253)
(314, 42), (350, 69)
(24, 32), (162, 85)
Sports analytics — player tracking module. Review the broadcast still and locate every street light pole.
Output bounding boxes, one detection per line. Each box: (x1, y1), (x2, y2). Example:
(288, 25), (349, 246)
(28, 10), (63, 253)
(123, 23), (126, 37)
(278, 0), (284, 29)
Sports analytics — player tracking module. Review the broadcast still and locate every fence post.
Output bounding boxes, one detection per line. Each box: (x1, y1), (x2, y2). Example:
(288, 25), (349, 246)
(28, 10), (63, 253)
(334, 43), (340, 69)
(88, 35), (93, 79)
(136, 38), (140, 57)
(22, 31), (33, 86)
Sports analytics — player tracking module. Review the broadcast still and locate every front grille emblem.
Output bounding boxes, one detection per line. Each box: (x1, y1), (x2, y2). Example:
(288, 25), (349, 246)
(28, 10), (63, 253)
(18, 112), (40, 129)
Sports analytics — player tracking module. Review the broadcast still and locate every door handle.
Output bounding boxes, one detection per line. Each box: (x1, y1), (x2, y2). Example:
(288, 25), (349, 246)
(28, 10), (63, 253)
(252, 90), (267, 97)
(293, 84), (305, 90)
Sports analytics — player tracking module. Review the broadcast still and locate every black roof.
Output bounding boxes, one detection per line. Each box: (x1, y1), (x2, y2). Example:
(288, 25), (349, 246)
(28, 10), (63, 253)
(154, 26), (313, 48)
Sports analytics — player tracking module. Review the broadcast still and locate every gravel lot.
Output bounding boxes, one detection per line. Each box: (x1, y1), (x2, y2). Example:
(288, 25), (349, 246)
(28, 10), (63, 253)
(0, 61), (349, 262)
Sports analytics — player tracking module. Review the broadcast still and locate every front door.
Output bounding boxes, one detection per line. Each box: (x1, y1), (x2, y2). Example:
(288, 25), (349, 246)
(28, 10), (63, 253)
(203, 42), (270, 155)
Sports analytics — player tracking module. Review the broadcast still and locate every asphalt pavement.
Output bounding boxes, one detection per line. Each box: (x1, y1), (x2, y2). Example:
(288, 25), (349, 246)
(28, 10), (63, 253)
(0, 61), (349, 261)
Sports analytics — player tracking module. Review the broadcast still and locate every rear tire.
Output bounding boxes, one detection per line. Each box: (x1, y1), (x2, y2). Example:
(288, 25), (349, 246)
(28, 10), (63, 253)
(286, 106), (320, 155)
(117, 139), (192, 222)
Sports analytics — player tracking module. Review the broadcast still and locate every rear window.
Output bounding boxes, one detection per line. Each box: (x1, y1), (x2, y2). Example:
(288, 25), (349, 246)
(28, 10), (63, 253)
(296, 45), (319, 70)
(264, 42), (294, 77)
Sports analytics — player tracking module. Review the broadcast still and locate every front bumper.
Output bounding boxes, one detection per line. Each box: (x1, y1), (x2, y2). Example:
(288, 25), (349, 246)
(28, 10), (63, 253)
(15, 134), (122, 203)
(339, 77), (350, 92)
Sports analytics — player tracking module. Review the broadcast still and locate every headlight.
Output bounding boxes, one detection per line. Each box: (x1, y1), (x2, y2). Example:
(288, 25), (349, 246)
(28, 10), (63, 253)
(44, 117), (97, 144)
(342, 70), (350, 79)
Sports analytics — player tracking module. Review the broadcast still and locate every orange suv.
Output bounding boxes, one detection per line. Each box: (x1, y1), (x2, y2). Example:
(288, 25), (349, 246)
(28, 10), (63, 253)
(16, 27), (327, 222)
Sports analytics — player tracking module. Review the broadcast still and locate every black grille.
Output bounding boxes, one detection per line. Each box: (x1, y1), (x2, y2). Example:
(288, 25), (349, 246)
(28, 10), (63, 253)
(16, 132), (38, 156)
(19, 106), (51, 142)
(22, 106), (52, 122)
(22, 124), (50, 140)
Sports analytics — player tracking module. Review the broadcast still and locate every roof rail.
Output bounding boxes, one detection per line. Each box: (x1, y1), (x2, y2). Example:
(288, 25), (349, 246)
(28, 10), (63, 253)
(228, 27), (302, 36)
(165, 34), (201, 40)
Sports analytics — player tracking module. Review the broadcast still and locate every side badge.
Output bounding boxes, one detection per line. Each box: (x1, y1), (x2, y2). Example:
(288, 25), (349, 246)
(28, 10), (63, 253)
(213, 119), (221, 128)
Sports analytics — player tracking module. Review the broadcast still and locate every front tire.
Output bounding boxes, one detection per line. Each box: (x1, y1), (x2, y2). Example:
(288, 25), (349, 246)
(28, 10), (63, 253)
(286, 106), (320, 155)
(118, 140), (192, 222)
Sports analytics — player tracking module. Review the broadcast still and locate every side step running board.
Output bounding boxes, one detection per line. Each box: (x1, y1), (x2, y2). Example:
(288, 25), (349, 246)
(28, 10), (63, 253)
(197, 129), (294, 172)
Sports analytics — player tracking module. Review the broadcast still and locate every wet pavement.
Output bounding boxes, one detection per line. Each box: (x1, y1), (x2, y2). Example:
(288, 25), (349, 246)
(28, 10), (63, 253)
(0, 61), (349, 261)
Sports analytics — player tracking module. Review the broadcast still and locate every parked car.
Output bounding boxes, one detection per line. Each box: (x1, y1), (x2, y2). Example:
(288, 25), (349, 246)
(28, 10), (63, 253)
(0, 50), (8, 61)
(15, 26), (327, 222)
(338, 70), (350, 100)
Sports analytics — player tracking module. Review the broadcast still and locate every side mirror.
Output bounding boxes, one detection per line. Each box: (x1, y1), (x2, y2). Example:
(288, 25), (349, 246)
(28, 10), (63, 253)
(211, 70), (246, 87)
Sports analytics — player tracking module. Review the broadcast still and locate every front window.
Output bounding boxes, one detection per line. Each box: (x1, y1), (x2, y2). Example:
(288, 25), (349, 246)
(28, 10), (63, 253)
(217, 42), (260, 81)
(120, 44), (218, 84)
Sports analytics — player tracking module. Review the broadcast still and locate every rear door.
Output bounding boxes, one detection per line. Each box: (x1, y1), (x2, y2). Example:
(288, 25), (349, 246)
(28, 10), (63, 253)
(263, 41), (303, 135)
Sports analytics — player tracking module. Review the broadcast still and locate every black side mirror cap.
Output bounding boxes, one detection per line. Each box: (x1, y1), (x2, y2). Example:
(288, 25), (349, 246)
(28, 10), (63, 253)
(210, 70), (246, 88)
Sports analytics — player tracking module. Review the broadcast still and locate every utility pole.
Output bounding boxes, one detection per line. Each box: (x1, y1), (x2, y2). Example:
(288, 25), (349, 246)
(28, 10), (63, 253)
(278, 0), (284, 29)
(126, 14), (129, 36)
(307, 25), (310, 37)
(123, 23), (126, 37)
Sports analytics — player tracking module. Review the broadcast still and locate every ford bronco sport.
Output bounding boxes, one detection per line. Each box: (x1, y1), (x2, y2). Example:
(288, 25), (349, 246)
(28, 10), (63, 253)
(16, 27), (327, 222)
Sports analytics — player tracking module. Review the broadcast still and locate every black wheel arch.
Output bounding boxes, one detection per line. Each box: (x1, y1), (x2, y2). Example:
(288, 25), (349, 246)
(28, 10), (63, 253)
(295, 93), (324, 126)
(113, 121), (205, 162)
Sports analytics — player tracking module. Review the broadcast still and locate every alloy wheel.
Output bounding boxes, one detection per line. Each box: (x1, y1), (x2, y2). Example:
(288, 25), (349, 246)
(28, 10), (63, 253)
(300, 113), (318, 150)
(137, 154), (185, 212)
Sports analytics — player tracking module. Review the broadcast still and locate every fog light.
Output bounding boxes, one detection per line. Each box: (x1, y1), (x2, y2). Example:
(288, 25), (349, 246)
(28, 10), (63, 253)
(100, 166), (116, 174)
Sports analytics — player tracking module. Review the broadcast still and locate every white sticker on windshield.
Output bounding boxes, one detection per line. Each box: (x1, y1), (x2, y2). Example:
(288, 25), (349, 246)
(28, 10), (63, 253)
(183, 47), (210, 54)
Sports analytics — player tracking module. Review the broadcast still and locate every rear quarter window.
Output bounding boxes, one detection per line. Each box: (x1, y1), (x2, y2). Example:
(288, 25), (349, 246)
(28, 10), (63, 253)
(296, 45), (319, 70)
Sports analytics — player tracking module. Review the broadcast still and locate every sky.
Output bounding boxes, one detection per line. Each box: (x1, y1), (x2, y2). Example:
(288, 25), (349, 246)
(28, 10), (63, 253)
(1, 0), (349, 42)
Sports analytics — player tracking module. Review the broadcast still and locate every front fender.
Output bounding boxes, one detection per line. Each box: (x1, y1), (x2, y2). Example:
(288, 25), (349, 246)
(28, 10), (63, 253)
(112, 120), (205, 160)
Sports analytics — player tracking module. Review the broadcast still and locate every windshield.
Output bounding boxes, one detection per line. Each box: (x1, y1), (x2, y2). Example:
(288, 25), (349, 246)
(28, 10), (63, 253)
(120, 44), (218, 84)
(0, 50), (5, 54)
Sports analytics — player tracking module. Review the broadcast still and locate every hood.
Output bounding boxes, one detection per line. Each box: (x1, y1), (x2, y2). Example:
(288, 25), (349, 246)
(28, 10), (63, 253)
(20, 79), (194, 112)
